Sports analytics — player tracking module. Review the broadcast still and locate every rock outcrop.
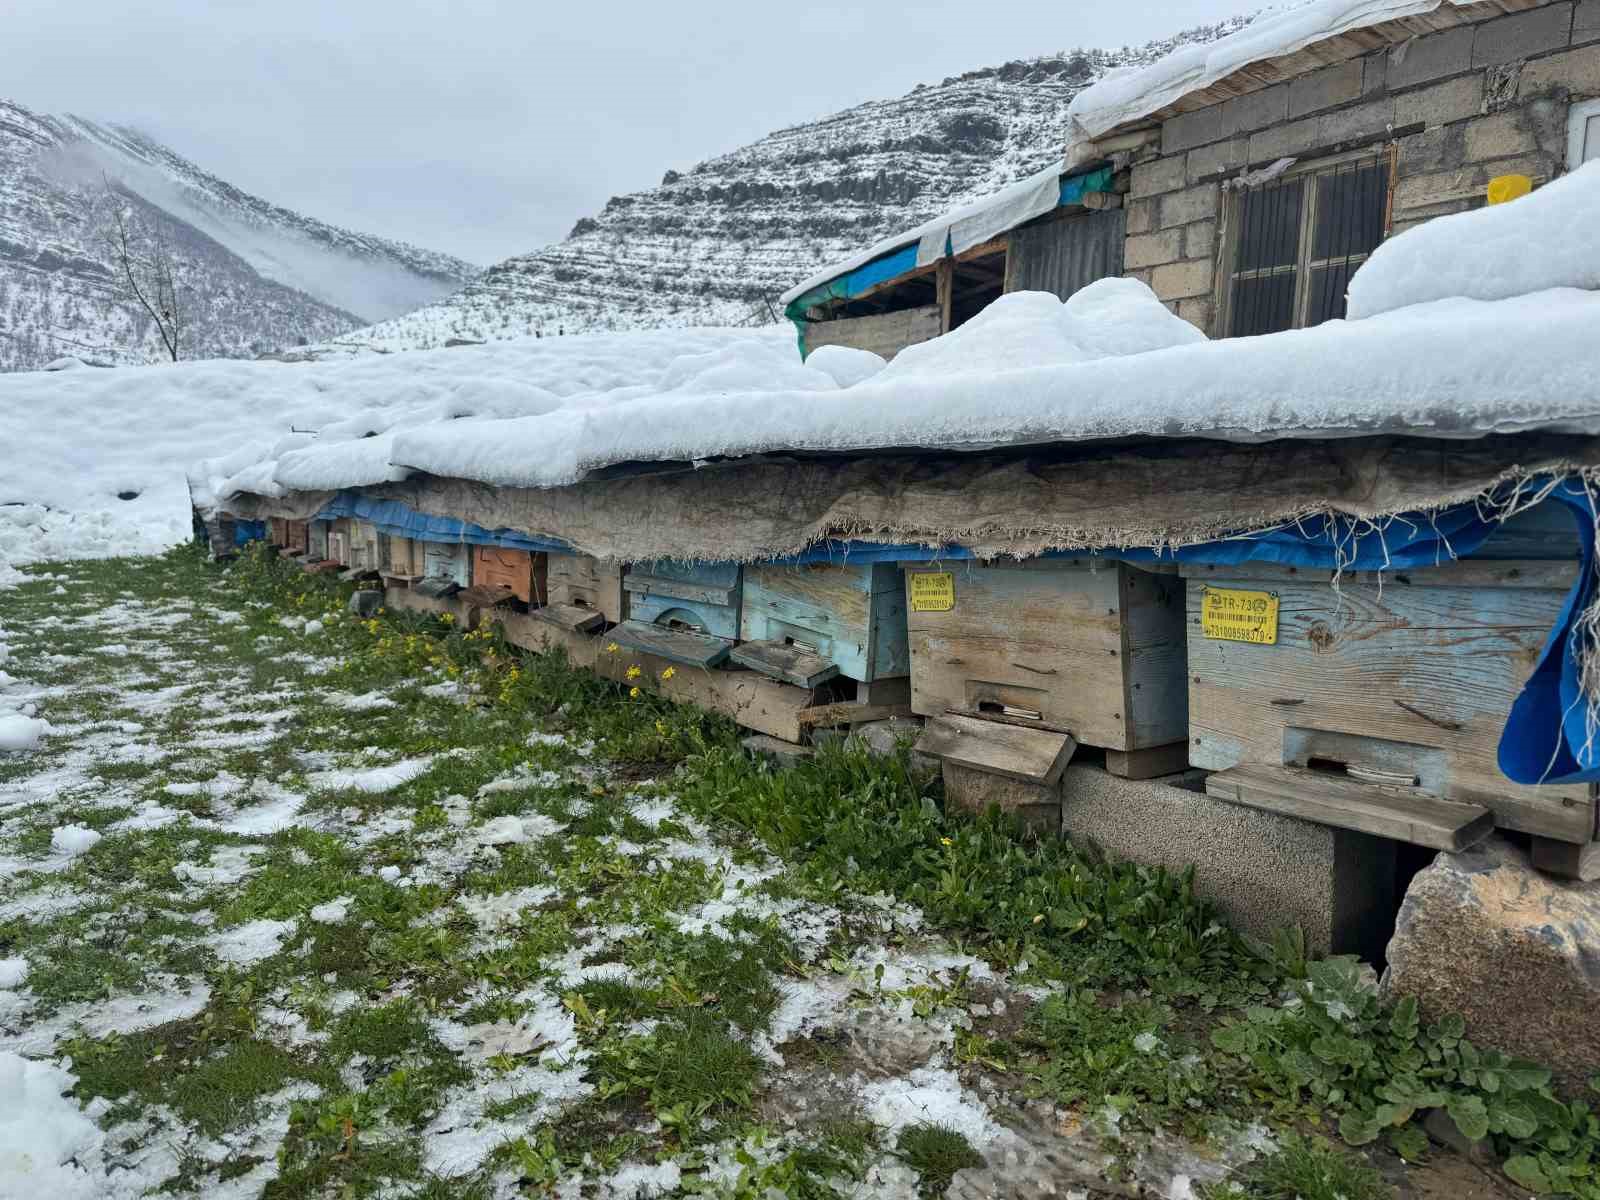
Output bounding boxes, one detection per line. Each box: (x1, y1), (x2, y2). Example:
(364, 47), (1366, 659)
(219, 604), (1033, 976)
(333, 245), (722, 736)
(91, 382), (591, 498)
(1383, 835), (1600, 1097)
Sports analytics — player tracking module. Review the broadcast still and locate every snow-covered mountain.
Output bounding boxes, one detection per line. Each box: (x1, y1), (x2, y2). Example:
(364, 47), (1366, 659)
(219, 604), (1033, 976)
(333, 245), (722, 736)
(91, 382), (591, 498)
(0, 98), (479, 372)
(339, 20), (1249, 354)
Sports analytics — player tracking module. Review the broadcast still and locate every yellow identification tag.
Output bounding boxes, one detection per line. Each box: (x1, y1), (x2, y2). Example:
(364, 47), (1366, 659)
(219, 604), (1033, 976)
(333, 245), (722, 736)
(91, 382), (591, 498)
(1201, 586), (1279, 645)
(909, 572), (955, 613)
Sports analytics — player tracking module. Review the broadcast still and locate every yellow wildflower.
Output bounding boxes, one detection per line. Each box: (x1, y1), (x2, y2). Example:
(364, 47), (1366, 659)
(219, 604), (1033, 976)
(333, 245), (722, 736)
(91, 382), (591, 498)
(440, 612), (455, 625)
(629, 686), (641, 699)
(625, 665), (642, 680)
(655, 721), (668, 736)
(605, 642), (620, 654)
(940, 837), (952, 847)
(660, 666), (676, 681)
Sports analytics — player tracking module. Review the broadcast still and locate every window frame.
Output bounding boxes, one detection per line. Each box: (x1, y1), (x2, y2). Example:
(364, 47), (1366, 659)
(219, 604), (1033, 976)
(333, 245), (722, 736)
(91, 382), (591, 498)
(1215, 144), (1395, 338)
(1569, 97), (1600, 169)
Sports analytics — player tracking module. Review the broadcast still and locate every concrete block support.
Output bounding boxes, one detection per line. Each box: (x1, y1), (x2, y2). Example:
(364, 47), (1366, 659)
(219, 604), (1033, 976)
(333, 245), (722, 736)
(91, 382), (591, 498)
(1059, 765), (1397, 960)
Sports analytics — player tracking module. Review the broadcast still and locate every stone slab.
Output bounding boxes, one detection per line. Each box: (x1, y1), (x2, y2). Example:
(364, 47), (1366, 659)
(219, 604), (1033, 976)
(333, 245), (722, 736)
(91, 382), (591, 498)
(1059, 764), (1396, 959)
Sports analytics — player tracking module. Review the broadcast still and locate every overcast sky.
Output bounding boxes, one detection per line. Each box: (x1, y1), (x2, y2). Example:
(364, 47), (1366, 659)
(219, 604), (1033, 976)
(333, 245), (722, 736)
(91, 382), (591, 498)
(8, 0), (1256, 266)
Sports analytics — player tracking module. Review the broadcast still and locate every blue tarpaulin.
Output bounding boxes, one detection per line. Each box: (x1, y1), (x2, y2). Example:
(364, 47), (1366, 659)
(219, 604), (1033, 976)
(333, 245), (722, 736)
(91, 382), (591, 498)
(313, 492), (573, 555)
(321, 478), (1598, 786)
(233, 520), (266, 546)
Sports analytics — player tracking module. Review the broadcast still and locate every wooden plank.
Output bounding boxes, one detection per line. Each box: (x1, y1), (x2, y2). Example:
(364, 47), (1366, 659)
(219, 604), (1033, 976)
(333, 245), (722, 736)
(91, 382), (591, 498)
(936, 259), (954, 334)
(459, 584), (517, 610)
(804, 305), (942, 360)
(1178, 559), (1579, 590)
(609, 619), (731, 668)
(384, 586), (467, 621)
(797, 701), (917, 729)
(728, 639), (841, 689)
(915, 714), (1078, 786)
(413, 575), (462, 599)
(496, 612), (813, 743)
(1105, 742), (1190, 780)
(1185, 569), (1593, 841)
(1531, 837), (1600, 882)
(531, 602), (606, 634)
(1206, 764), (1495, 851)
(624, 572), (736, 607)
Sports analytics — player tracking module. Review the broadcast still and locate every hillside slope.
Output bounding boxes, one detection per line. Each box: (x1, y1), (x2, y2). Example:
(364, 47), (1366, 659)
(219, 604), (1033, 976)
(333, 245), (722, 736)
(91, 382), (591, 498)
(0, 98), (478, 371)
(344, 20), (1248, 353)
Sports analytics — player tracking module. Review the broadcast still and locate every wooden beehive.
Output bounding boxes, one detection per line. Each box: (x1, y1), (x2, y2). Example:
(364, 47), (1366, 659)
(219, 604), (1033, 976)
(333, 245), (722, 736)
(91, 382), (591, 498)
(380, 534), (425, 584)
(421, 541), (471, 589)
(547, 552), (625, 622)
(284, 520), (309, 555)
(1182, 516), (1593, 847)
(346, 520), (382, 574)
(905, 558), (1188, 772)
(326, 518), (353, 565)
(468, 546), (547, 607)
(308, 519), (330, 562)
(612, 561), (742, 667)
(268, 517), (289, 547)
(734, 562), (909, 687)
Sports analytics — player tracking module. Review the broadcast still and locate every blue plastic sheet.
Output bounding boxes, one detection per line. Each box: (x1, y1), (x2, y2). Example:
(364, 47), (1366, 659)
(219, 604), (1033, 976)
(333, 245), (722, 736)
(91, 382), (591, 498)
(233, 520), (266, 546)
(313, 492), (573, 555)
(320, 478), (1598, 785)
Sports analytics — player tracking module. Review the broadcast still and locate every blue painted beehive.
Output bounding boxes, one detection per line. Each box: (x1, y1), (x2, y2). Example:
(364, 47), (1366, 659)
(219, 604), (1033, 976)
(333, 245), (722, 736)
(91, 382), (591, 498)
(612, 560), (742, 667)
(735, 562), (907, 686)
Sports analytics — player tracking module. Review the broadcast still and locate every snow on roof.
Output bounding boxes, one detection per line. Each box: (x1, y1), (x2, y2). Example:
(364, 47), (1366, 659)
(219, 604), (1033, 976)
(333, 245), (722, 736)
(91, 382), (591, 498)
(1348, 160), (1600, 318)
(385, 282), (1600, 492)
(779, 164), (1069, 308)
(1067, 0), (1476, 139)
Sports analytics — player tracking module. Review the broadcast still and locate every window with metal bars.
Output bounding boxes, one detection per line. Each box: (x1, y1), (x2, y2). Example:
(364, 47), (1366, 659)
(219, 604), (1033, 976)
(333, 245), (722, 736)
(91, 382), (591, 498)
(1225, 151), (1390, 337)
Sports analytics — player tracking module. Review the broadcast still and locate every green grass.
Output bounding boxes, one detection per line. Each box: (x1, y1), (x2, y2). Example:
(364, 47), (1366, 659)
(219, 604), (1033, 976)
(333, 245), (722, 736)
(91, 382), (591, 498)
(1205, 1133), (1393, 1200)
(896, 1122), (985, 1195)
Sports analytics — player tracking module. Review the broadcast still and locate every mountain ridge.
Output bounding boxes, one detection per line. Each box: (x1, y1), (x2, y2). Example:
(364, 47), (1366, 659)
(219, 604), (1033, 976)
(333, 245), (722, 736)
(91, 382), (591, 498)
(0, 98), (479, 372)
(334, 20), (1251, 354)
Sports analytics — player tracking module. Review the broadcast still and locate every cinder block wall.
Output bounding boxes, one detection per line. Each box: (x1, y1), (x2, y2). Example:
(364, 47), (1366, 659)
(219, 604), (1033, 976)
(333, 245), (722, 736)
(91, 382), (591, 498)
(1124, 1), (1600, 334)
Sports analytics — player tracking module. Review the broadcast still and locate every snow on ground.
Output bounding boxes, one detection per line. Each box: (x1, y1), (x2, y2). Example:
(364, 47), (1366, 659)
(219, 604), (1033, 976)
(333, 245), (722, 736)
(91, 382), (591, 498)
(0, 326), (784, 572)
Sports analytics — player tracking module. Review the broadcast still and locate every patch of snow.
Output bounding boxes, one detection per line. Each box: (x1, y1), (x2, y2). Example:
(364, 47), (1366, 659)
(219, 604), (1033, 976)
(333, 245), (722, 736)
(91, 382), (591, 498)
(49, 824), (101, 856)
(0, 958), (27, 989)
(477, 813), (563, 846)
(325, 689), (396, 711)
(458, 886), (556, 931)
(0, 1052), (107, 1200)
(309, 896), (353, 924)
(859, 1065), (1005, 1144)
(173, 845), (266, 886)
(207, 917), (297, 965)
(307, 755), (437, 795)
(0, 714), (52, 752)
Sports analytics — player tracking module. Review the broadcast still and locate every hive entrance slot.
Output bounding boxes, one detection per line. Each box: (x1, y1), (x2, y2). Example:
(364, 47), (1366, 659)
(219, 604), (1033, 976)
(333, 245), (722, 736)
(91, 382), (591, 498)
(978, 700), (1043, 722)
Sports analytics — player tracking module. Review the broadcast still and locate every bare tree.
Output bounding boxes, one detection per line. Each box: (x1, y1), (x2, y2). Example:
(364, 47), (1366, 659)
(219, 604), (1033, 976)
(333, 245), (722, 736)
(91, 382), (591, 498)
(102, 178), (184, 362)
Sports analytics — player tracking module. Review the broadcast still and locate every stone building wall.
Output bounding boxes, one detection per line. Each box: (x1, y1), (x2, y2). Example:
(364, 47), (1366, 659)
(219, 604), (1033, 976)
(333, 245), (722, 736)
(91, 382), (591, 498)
(1123, 1), (1600, 335)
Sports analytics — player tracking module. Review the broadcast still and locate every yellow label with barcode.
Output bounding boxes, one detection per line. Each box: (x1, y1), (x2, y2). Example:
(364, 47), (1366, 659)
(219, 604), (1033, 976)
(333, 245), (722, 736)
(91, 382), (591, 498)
(1201, 586), (1279, 644)
(909, 572), (955, 613)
